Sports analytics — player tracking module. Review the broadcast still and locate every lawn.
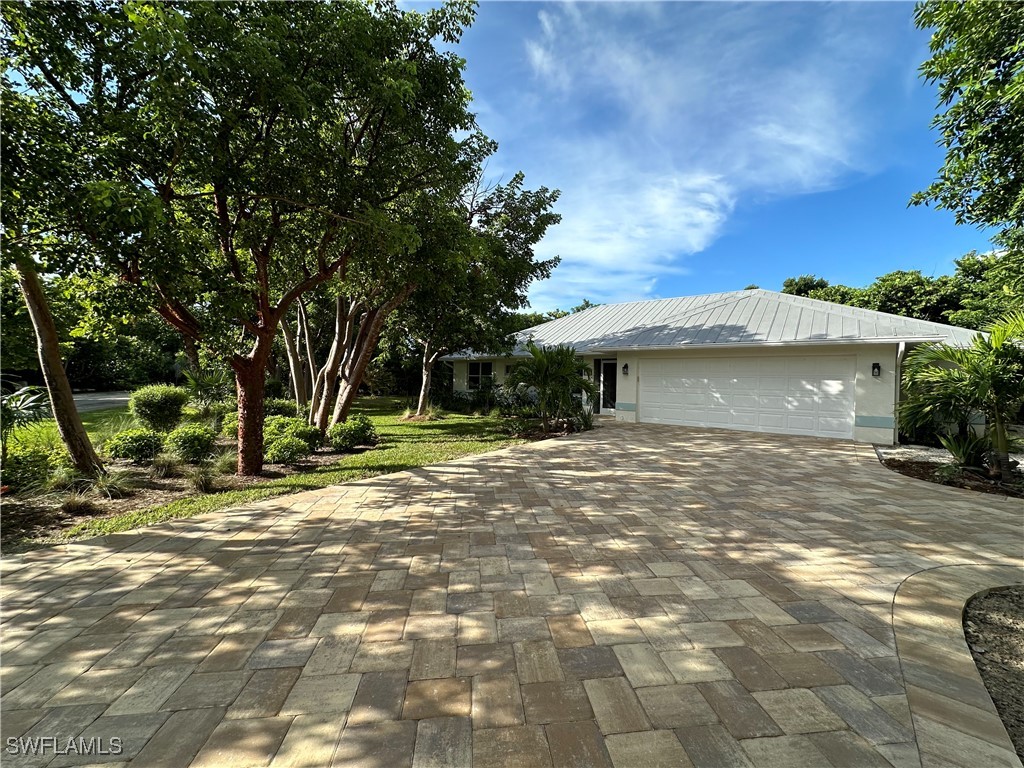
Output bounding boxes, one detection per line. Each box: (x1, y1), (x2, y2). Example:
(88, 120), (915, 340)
(3, 397), (527, 551)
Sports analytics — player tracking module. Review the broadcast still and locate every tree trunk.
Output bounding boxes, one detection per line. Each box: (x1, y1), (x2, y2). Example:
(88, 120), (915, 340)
(233, 338), (272, 476)
(330, 287), (414, 425)
(182, 337), (200, 371)
(13, 256), (103, 476)
(992, 411), (1013, 483)
(281, 318), (307, 409)
(310, 297), (355, 431)
(416, 342), (441, 417)
(297, 300), (316, 402)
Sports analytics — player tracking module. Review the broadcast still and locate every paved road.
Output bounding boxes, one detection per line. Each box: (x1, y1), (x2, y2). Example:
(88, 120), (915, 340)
(72, 391), (131, 412)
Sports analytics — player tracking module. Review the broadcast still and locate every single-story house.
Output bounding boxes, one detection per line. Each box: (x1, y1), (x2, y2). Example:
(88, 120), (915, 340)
(448, 289), (978, 444)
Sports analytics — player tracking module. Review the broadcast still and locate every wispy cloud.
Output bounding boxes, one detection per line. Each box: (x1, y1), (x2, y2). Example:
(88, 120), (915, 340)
(501, 3), (901, 310)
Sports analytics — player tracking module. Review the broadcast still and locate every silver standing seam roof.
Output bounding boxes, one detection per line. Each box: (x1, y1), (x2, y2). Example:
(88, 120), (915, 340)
(447, 289), (979, 359)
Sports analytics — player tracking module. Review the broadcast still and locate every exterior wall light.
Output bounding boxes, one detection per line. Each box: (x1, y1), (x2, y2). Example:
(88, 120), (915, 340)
(621, 363), (629, 376)
(871, 362), (881, 377)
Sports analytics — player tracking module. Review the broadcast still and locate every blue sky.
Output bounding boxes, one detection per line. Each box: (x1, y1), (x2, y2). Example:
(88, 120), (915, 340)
(445, 2), (994, 311)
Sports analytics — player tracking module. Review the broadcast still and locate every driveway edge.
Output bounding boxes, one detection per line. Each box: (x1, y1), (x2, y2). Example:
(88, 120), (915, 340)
(892, 563), (1024, 768)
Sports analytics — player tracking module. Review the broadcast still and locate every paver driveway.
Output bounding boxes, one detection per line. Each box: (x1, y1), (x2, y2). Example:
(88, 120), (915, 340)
(2, 423), (1021, 768)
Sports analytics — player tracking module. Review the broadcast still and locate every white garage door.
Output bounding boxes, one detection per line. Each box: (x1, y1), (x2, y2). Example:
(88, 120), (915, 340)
(639, 355), (856, 439)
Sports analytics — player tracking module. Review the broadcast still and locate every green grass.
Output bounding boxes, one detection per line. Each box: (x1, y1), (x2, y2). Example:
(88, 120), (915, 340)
(61, 397), (524, 541)
(15, 406), (136, 454)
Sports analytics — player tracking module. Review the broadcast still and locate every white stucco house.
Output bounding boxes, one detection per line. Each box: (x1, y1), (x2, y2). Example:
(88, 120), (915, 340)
(448, 289), (978, 444)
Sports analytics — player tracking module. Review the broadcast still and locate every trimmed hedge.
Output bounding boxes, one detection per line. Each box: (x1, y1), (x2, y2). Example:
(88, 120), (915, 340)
(264, 436), (310, 465)
(106, 428), (164, 464)
(166, 423), (217, 464)
(264, 416), (320, 452)
(129, 385), (189, 431)
(327, 414), (377, 452)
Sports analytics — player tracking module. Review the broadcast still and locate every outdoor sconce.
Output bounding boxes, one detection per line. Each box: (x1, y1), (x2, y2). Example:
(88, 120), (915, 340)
(621, 363), (629, 376)
(871, 362), (881, 377)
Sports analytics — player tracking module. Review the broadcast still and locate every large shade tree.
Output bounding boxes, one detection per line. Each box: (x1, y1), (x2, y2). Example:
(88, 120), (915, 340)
(5, 0), (481, 474)
(398, 171), (561, 417)
(913, 1), (1024, 241)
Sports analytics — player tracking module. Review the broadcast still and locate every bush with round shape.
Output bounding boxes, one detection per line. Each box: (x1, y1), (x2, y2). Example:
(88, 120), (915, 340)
(264, 436), (310, 465)
(106, 429), (164, 464)
(265, 398), (299, 417)
(166, 423), (217, 464)
(129, 385), (189, 431)
(264, 416), (320, 452)
(327, 414), (378, 452)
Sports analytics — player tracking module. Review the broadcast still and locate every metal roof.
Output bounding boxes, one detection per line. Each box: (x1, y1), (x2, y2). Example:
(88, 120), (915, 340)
(449, 289), (979, 358)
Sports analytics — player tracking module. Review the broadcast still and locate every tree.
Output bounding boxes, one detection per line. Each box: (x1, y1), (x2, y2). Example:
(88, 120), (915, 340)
(912, 1), (1024, 241)
(900, 312), (1024, 482)
(947, 251), (1024, 329)
(1, 41), (105, 475)
(506, 342), (596, 433)
(5, 1), (481, 474)
(398, 172), (560, 417)
(860, 270), (961, 324)
(570, 299), (599, 313)
(781, 275), (830, 297)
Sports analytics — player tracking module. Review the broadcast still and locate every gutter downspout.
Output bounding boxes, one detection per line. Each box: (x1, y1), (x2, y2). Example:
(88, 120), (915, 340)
(894, 342), (907, 445)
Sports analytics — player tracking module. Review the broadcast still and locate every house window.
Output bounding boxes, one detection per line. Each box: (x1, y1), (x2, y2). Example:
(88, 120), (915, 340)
(468, 362), (492, 390)
(505, 365), (513, 375)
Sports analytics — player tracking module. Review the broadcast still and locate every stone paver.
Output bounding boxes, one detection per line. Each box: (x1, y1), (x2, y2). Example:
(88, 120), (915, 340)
(1, 423), (1021, 766)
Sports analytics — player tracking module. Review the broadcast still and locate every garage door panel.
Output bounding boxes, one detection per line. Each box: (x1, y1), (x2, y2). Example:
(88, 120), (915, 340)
(639, 355), (856, 439)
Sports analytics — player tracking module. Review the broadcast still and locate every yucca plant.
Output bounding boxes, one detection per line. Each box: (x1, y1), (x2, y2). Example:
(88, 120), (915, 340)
(901, 312), (1024, 482)
(506, 342), (597, 433)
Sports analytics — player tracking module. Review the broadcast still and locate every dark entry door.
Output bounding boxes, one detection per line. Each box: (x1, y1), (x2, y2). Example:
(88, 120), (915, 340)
(601, 360), (617, 411)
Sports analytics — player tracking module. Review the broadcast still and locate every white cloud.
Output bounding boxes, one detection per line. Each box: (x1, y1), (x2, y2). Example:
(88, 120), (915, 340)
(509, 3), (902, 310)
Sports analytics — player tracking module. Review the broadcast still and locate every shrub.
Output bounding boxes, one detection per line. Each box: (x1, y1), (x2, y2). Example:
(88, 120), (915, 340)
(60, 491), (99, 516)
(150, 452), (183, 479)
(106, 429), (164, 464)
(933, 463), (963, 485)
(264, 416), (321, 452)
(264, 436), (310, 465)
(327, 414), (378, 452)
(938, 432), (989, 469)
(221, 411), (239, 439)
(265, 398), (299, 417)
(92, 470), (135, 499)
(184, 465), (216, 493)
(495, 384), (540, 418)
(129, 385), (189, 431)
(265, 377), (285, 399)
(212, 450), (238, 475)
(182, 368), (233, 413)
(166, 423), (217, 464)
(46, 465), (90, 493)
(1, 446), (52, 493)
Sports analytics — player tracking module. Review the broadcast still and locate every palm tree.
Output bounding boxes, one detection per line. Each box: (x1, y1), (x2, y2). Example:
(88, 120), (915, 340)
(506, 341), (597, 433)
(900, 312), (1024, 482)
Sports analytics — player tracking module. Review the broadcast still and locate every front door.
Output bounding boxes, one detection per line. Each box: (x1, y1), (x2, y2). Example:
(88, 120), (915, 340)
(600, 359), (617, 412)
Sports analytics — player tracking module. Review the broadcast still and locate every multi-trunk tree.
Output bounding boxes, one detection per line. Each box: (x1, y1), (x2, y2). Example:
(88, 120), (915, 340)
(5, 0), (482, 474)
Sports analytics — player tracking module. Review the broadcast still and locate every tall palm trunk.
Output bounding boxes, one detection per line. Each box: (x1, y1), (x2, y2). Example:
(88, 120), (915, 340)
(12, 256), (103, 476)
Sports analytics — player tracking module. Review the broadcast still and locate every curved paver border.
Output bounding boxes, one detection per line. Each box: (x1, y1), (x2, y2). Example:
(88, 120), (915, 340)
(892, 564), (1024, 768)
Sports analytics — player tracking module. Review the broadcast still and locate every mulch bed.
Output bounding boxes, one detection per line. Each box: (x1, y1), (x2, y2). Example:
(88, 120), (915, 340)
(0, 447), (345, 550)
(964, 586), (1024, 761)
(880, 458), (1024, 499)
